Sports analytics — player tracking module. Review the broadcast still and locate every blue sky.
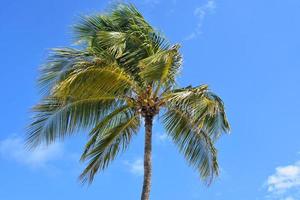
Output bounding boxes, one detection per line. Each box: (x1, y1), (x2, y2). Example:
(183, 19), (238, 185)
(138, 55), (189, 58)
(1, 0), (300, 199)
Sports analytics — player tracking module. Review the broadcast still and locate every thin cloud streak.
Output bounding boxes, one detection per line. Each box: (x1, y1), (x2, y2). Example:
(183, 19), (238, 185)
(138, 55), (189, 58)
(154, 132), (169, 144)
(124, 158), (144, 176)
(185, 0), (216, 40)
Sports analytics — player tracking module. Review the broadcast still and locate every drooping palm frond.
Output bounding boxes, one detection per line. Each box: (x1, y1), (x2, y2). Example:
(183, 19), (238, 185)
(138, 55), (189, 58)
(162, 85), (230, 182)
(163, 85), (230, 140)
(81, 105), (132, 156)
(162, 106), (219, 183)
(79, 108), (140, 184)
(26, 95), (120, 148)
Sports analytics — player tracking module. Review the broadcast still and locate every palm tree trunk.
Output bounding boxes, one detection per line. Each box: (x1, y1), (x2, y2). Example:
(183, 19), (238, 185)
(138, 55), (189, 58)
(141, 115), (153, 200)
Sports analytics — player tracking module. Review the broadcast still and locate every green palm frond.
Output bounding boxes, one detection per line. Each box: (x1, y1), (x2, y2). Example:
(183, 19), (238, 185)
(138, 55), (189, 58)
(162, 107), (219, 183)
(75, 3), (168, 55)
(163, 85), (230, 140)
(74, 15), (115, 42)
(74, 4), (151, 43)
(162, 85), (230, 182)
(138, 45), (182, 93)
(81, 105), (131, 157)
(79, 110), (140, 184)
(38, 48), (93, 94)
(53, 65), (141, 100)
(26, 96), (120, 148)
(94, 31), (128, 58)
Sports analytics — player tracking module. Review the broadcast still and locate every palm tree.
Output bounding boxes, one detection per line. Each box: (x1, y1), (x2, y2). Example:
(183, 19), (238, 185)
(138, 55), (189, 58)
(27, 3), (230, 200)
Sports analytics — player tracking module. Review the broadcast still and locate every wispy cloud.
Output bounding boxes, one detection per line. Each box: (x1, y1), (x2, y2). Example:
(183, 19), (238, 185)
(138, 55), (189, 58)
(124, 158), (144, 176)
(185, 0), (217, 40)
(154, 132), (170, 144)
(0, 135), (64, 168)
(265, 161), (300, 199)
(157, 133), (168, 142)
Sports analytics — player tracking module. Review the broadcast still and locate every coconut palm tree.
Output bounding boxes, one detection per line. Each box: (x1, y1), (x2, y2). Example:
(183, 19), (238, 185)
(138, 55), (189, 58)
(27, 4), (230, 200)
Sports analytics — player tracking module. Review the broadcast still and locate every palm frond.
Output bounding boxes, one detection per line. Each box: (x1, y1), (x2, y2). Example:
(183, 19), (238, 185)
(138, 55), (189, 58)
(149, 31), (170, 52)
(110, 3), (152, 34)
(162, 107), (219, 183)
(161, 85), (230, 182)
(74, 15), (115, 42)
(74, 3), (151, 43)
(94, 31), (128, 58)
(26, 96), (121, 148)
(38, 48), (93, 94)
(138, 45), (182, 93)
(81, 105), (132, 157)
(53, 65), (141, 100)
(79, 110), (140, 184)
(75, 3), (170, 57)
(162, 85), (230, 140)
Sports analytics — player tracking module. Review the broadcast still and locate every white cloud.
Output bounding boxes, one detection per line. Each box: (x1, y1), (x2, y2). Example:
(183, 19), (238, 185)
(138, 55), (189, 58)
(154, 132), (169, 144)
(265, 161), (300, 199)
(267, 163), (300, 193)
(124, 158), (144, 176)
(157, 133), (168, 141)
(0, 136), (64, 168)
(185, 0), (216, 40)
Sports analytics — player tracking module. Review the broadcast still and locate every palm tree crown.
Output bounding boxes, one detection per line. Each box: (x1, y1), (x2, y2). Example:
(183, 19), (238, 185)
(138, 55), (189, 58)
(27, 3), (230, 200)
